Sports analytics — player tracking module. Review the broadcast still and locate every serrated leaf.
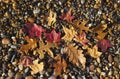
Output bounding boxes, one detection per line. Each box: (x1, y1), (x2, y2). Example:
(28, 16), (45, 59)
(53, 55), (67, 77)
(62, 26), (76, 41)
(29, 59), (44, 75)
(87, 45), (102, 58)
(63, 44), (86, 68)
(47, 10), (57, 26)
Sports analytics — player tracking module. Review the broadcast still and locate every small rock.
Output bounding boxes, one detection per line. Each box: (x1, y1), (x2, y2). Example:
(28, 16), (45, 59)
(18, 64), (23, 70)
(108, 54), (113, 63)
(8, 70), (14, 78)
(25, 76), (34, 79)
(28, 18), (35, 23)
(2, 38), (10, 45)
(15, 72), (23, 79)
(89, 64), (95, 71)
(81, 0), (85, 4)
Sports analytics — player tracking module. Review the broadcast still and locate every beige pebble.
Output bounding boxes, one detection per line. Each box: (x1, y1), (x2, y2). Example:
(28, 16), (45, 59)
(108, 54), (113, 63)
(89, 64), (95, 71)
(28, 18), (35, 23)
(2, 38), (10, 45)
(15, 72), (23, 79)
(25, 76), (34, 79)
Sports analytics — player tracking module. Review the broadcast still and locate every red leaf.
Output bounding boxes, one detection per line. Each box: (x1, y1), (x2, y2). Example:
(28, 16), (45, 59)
(23, 22), (45, 38)
(46, 29), (61, 43)
(74, 31), (89, 46)
(59, 9), (75, 23)
(19, 56), (34, 67)
(98, 39), (113, 52)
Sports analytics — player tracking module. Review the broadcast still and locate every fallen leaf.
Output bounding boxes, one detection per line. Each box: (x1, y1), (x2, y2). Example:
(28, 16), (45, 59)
(74, 31), (89, 46)
(53, 54), (67, 77)
(63, 44), (86, 68)
(73, 20), (91, 33)
(59, 9), (75, 23)
(45, 29), (61, 43)
(62, 26), (76, 41)
(87, 45), (102, 58)
(29, 59), (44, 75)
(23, 22), (45, 38)
(19, 56), (34, 67)
(20, 36), (37, 53)
(98, 39), (113, 52)
(47, 10), (57, 26)
(36, 40), (58, 58)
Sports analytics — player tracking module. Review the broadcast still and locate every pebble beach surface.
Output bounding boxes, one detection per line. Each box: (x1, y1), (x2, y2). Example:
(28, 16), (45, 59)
(0, 0), (120, 79)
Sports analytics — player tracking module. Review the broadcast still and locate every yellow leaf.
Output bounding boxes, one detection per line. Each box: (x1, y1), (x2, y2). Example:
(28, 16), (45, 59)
(53, 55), (67, 77)
(62, 26), (77, 41)
(87, 45), (102, 58)
(20, 36), (37, 53)
(36, 40), (58, 58)
(29, 59), (44, 75)
(47, 10), (56, 26)
(63, 44), (86, 68)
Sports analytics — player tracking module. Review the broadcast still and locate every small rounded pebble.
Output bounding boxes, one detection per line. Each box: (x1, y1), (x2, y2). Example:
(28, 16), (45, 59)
(25, 76), (34, 79)
(2, 38), (10, 45)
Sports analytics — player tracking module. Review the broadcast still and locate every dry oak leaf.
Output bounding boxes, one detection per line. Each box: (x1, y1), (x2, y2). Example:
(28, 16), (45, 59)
(20, 36), (37, 53)
(92, 23), (112, 40)
(59, 9), (75, 23)
(53, 54), (67, 77)
(29, 59), (44, 75)
(47, 10), (57, 26)
(62, 26), (77, 41)
(87, 45), (102, 58)
(36, 40), (58, 59)
(63, 44), (86, 68)
(74, 31), (89, 46)
(73, 20), (91, 33)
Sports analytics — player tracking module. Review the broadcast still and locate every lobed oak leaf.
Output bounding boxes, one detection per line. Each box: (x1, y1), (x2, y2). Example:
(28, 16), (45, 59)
(23, 22), (45, 39)
(36, 40), (58, 58)
(98, 39), (113, 52)
(47, 10), (57, 26)
(20, 36), (37, 53)
(63, 44), (86, 68)
(73, 20), (91, 33)
(87, 45), (102, 58)
(53, 54), (67, 77)
(59, 9), (75, 23)
(45, 29), (61, 43)
(74, 31), (89, 46)
(29, 59), (44, 75)
(19, 56), (34, 67)
(62, 26), (77, 41)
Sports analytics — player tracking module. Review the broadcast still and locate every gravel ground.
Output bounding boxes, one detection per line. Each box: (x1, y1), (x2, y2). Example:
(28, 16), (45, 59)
(0, 0), (120, 79)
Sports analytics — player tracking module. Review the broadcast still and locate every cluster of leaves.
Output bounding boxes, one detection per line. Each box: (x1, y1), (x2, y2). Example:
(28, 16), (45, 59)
(18, 9), (113, 77)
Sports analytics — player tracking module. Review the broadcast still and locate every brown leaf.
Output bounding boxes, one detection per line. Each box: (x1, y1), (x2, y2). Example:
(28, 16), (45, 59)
(47, 10), (56, 26)
(73, 20), (91, 33)
(20, 36), (37, 53)
(87, 45), (102, 58)
(63, 44), (86, 68)
(29, 59), (44, 75)
(53, 55), (67, 77)
(36, 40), (58, 58)
(62, 26), (76, 41)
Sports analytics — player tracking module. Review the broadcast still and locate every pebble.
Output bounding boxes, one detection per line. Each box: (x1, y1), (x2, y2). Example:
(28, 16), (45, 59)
(28, 17), (35, 23)
(2, 38), (10, 45)
(15, 72), (23, 79)
(25, 76), (34, 79)
(8, 70), (14, 77)
(81, 0), (85, 4)
(18, 64), (23, 71)
(108, 54), (113, 63)
(89, 64), (95, 71)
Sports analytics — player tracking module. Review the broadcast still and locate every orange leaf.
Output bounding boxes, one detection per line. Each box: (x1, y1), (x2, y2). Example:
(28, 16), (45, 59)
(53, 55), (67, 77)
(20, 36), (37, 53)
